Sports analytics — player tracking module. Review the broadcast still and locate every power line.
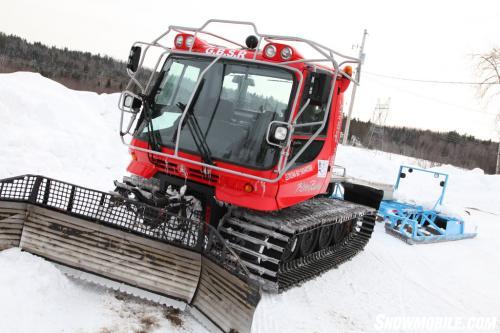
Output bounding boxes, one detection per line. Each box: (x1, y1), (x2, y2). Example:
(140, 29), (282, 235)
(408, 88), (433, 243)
(365, 76), (498, 116)
(364, 71), (500, 85)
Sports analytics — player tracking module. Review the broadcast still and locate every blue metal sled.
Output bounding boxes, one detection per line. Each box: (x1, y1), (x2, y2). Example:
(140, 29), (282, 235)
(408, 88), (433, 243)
(379, 165), (477, 244)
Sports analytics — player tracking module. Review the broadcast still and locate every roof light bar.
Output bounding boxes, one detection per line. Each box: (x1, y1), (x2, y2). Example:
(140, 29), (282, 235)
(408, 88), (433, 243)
(263, 43), (299, 62)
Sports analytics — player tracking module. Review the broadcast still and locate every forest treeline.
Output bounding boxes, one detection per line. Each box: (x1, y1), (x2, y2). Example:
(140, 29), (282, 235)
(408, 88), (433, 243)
(0, 31), (497, 173)
(0, 32), (128, 93)
(344, 118), (498, 174)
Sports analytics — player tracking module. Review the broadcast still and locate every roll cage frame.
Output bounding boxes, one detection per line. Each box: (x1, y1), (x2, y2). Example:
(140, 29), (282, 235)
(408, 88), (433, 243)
(118, 19), (360, 184)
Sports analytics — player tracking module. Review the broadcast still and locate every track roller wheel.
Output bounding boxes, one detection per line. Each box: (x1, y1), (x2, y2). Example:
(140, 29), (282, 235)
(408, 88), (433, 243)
(299, 229), (319, 257)
(332, 223), (346, 245)
(318, 225), (335, 250)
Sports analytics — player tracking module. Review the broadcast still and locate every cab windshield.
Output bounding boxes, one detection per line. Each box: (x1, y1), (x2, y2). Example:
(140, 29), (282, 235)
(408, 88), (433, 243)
(136, 56), (295, 169)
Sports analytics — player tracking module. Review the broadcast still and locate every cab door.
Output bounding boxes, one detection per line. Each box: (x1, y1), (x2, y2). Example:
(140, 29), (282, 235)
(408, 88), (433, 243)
(276, 70), (337, 208)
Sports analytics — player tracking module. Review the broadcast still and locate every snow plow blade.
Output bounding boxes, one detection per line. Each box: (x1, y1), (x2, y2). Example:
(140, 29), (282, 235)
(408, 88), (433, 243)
(0, 175), (260, 333)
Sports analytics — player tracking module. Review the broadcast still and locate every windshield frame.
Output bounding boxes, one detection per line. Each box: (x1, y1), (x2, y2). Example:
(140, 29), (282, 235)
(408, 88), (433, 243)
(135, 54), (299, 171)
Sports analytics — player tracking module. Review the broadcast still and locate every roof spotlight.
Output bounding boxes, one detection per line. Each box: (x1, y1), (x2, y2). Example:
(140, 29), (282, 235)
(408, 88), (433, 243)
(280, 47), (293, 60)
(185, 36), (194, 48)
(175, 35), (184, 47)
(264, 45), (277, 58)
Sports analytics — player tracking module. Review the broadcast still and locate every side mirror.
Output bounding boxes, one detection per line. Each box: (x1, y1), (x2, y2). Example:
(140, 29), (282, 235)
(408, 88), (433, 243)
(308, 72), (332, 106)
(127, 46), (141, 73)
(120, 91), (142, 113)
(266, 121), (291, 147)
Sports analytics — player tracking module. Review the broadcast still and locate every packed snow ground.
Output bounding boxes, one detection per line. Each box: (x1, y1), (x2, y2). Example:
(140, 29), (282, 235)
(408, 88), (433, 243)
(1, 72), (499, 333)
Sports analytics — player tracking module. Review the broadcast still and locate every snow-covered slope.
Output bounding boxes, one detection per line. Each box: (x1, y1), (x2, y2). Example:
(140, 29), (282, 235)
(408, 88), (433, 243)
(0, 72), (129, 190)
(1, 72), (499, 333)
(0, 248), (207, 333)
(335, 146), (500, 216)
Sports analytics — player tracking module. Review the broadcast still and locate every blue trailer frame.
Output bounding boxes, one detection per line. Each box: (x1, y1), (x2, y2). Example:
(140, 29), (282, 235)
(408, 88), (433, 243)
(379, 165), (477, 244)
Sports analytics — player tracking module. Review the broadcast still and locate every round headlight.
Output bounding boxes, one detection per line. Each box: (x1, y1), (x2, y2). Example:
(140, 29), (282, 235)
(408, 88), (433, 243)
(264, 45), (277, 58)
(175, 35), (184, 47)
(185, 36), (194, 48)
(274, 126), (288, 141)
(280, 47), (293, 60)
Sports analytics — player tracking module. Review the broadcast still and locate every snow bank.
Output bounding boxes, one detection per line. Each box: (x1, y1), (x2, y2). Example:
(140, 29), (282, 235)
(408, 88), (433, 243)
(0, 248), (113, 332)
(0, 72), (129, 190)
(336, 145), (500, 215)
(0, 248), (205, 333)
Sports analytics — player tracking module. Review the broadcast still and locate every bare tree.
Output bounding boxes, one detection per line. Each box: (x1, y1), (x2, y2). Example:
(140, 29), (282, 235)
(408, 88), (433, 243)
(0, 55), (5, 67)
(496, 113), (500, 174)
(476, 49), (500, 174)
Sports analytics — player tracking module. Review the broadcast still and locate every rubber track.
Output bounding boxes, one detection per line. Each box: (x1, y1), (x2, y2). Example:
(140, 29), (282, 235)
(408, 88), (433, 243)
(278, 215), (375, 291)
(225, 198), (377, 292)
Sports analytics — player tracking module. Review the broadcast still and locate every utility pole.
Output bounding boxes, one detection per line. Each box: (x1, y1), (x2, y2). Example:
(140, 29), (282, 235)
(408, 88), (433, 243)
(342, 29), (368, 145)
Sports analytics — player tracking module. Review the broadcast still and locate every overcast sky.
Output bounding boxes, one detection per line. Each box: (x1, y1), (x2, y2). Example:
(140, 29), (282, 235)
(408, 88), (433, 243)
(2, 0), (500, 141)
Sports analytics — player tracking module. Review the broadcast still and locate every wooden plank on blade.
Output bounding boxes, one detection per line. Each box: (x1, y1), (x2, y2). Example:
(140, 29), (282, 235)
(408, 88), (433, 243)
(22, 235), (195, 297)
(0, 212), (25, 249)
(21, 223), (199, 286)
(20, 205), (202, 303)
(0, 234), (23, 240)
(0, 211), (26, 220)
(191, 257), (260, 333)
(26, 213), (201, 273)
(0, 201), (27, 212)
(0, 241), (20, 251)
(29, 205), (200, 262)
(21, 225), (199, 300)
(0, 214), (25, 225)
(0, 224), (23, 231)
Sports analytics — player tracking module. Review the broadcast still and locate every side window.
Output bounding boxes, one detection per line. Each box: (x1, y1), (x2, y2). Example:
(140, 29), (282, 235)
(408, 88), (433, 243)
(221, 73), (239, 101)
(294, 104), (327, 135)
(175, 65), (201, 105)
(155, 61), (183, 106)
(288, 72), (332, 166)
(221, 70), (292, 120)
(154, 61), (201, 106)
(294, 72), (332, 136)
(289, 140), (324, 164)
(142, 60), (202, 140)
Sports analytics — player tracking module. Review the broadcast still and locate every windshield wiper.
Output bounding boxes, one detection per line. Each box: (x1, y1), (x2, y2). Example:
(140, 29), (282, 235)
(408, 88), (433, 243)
(137, 71), (167, 152)
(140, 95), (162, 152)
(175, 79), (214, 165)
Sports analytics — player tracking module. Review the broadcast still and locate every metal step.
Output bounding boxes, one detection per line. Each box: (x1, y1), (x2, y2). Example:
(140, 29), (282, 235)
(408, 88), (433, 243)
(225, 217), (290, 242)
(240, 259), (278, 277)
(225, 241), (281, 265)
(219, 226), (284, 252)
